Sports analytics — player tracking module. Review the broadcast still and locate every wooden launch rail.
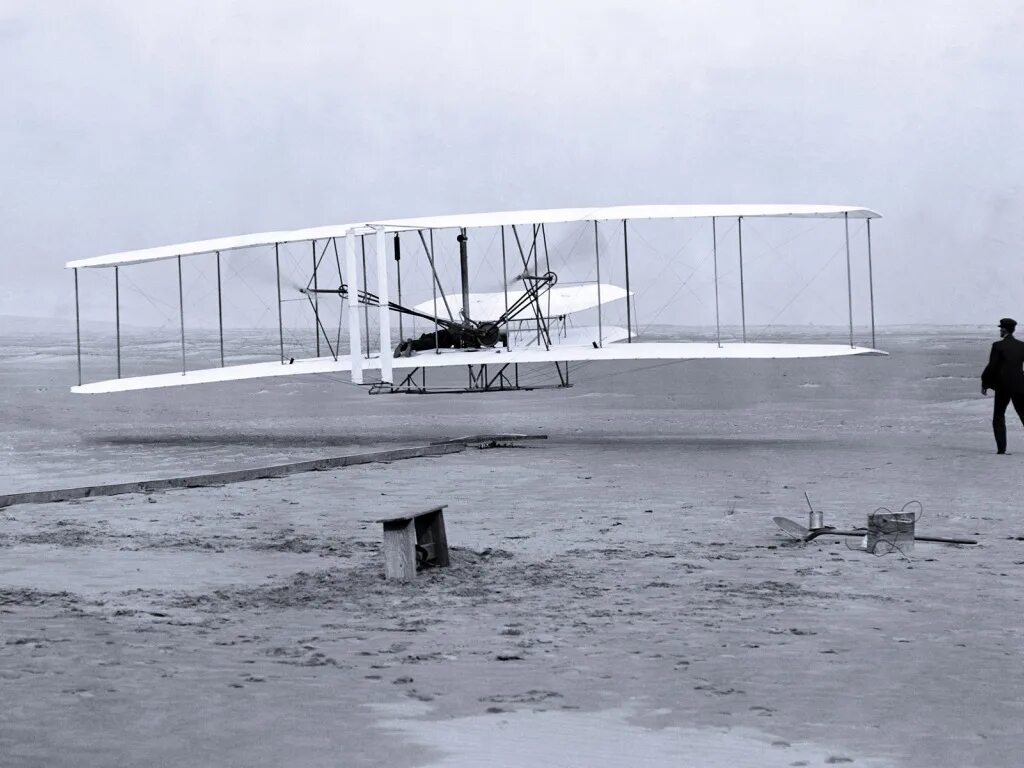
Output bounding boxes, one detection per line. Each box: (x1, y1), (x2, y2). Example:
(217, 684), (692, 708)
(0, 434), (541, 509)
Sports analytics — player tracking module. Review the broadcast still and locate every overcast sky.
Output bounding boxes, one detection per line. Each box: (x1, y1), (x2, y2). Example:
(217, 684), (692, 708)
(2, 0), (1022, 327)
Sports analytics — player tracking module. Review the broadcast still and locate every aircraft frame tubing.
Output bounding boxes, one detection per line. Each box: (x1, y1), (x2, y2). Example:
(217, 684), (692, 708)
(371, 366), (427, 395)
(554, 360), (570, 387)
(485, 364), (513, 389)
(308, 238), (339, 357)
(369, 360), (571, 395)
(509, 224), (552, 349)
(66, 207), (883, 393)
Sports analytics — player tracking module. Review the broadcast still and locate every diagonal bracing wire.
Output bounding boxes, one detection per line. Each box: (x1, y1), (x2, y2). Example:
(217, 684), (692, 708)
(751, 224), (865, 342)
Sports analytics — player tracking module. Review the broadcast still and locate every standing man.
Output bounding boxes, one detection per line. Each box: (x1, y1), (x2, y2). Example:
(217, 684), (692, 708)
(981, 317), (1024, 454)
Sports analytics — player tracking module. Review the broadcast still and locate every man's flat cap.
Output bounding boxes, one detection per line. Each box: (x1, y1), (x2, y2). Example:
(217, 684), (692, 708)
(999, 317), (1017, 331)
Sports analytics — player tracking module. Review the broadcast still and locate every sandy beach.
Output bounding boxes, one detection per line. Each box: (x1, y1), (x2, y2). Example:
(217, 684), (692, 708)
(2, 328), (1022, 767)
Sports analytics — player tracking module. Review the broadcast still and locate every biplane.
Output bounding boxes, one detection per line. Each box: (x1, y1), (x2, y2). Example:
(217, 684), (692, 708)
(66, 204), (884, 395)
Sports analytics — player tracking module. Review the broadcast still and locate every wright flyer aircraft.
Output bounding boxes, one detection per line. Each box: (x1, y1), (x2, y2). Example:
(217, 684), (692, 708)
(66, 204), (884, 395)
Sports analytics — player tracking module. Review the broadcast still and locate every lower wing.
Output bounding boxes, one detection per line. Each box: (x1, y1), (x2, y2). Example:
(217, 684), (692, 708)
(72, 340), (885, 394)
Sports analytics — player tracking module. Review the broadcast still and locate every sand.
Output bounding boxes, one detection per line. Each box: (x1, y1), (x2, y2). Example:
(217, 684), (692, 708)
(1, 329), (1022, 767)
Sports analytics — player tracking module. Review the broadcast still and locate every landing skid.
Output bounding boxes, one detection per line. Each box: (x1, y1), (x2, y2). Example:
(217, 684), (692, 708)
(369, 361), (572, 395)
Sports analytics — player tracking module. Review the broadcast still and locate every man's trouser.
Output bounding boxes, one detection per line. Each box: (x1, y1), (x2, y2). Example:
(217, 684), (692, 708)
(993, 390), (1024, 453)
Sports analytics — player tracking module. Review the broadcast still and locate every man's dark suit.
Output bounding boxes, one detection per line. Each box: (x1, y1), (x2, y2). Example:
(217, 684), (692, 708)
(981, 334), (1024, 453)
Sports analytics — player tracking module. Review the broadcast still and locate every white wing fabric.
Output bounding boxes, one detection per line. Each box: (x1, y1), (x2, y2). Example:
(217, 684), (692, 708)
(73, 342), (884, 394)
(410, 284), (628, 321)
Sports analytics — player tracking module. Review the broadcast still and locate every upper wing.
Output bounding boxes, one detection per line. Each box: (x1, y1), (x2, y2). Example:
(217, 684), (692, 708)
(67, 205), (881, 271)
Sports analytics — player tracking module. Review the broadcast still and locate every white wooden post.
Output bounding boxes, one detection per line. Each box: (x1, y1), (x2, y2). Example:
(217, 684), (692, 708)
(375, 227), (393, 384)
(345, 232), (363, 384)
